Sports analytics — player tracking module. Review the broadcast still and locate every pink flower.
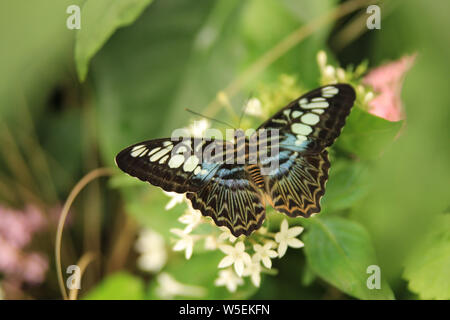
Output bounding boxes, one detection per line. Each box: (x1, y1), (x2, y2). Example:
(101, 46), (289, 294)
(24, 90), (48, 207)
(363, 54), (416, 121)
(0, 205), (46, 248)
(0, 205), (49, 286)
(22, 253), (48, 284)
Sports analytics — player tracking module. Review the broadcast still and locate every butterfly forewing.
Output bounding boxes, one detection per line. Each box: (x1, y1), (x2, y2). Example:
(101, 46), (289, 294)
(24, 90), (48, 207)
(115, 137), (224, 193)
(258, 84), (356, 154)
(115, 137), (267, 237)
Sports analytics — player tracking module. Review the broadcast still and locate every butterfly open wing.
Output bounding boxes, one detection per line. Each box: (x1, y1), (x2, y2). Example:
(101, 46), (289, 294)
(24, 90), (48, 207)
(116, 137), (266, 237)
(259, 84), (355, 217)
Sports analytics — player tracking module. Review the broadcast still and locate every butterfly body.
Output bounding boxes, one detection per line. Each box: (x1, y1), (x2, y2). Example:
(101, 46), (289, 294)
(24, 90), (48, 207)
(116, 84), (356, 236)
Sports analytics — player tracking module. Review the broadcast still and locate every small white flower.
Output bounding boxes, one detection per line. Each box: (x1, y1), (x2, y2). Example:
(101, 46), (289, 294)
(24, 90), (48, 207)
(171, 228), (195, 259)
(156, 272), (206, 299)
(135, 229), (167, 273)
(364, 91), (375, 104)
(204, 235), (219, 250)
(336, 67), (346, 81)
(178, 207), (202, 233)
(215, 268), (244, 293)
(163, 191), (185, 210)
(137, 251), (167, 273)
(274, 219), (304, 258)
(218, 228), (237, 243)
(324, 65), (336, 79)
(218, 242), (252, 277)
(243, 258), (262, 287)
(245, 98), (265, 118)
(253, 242), (277, 269)
(189, 119), (210, 137)
(317, 50), (327, 68)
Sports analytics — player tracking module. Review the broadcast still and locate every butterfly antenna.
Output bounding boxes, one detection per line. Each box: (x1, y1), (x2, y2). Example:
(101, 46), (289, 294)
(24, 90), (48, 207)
(185, 108), (235, 129)
(238, 92), (254, 129)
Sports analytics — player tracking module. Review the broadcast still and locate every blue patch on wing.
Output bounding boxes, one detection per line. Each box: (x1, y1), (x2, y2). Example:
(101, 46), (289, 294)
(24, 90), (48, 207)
(266, 150), (299, 177)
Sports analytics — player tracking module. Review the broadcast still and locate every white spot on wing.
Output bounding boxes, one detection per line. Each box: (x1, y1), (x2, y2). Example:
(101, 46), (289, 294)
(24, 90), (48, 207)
(292, 110), (303, 118)
(150, 148), (170, 162)
(322, 86), (339, 97)
(301, 113), (320, 125)
(295, 135), (307, 145)
(130, 145), (147, 157)
(159, 155), (169, 164)
(183, 156), (199, 172)
(176, 145), (188, 154)
(291, 123), (312, 135)
(299, 98), (308, 105)
(168, 154), (185, 168)
(302, 101), (329, 109)
(147, 147), (161, 156)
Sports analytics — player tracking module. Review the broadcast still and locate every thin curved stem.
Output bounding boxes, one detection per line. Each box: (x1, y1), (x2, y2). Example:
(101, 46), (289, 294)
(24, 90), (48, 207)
(68, 252), (97, 300)
(55, 167), (114, 300)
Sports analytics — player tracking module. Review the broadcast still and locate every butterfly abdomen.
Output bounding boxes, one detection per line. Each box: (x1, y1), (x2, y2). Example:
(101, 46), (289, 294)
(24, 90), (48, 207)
(246, 164), (265, 189)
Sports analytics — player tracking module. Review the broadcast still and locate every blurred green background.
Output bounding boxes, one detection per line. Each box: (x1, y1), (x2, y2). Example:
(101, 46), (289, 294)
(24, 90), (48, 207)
(0, 0), (449, 300)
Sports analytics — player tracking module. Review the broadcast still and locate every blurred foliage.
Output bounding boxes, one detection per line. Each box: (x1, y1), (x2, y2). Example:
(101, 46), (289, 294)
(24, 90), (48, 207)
(0, 0), (449, 300)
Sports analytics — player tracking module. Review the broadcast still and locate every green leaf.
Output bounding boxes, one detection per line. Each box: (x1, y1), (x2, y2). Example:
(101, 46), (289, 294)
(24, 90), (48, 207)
(91, 0), (215, 166)
(83, 272), (145, 300)
(75, 0), (154, 81)
(403, 215), (450, 300)
(336, 107), (403, 159)
(321, 158), (370, 213)
(303, 216), (395, 299)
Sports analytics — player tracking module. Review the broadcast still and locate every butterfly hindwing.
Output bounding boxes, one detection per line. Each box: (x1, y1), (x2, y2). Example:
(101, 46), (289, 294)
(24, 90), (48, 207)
(187, 163), (266, 237)
(264, 150), (330, 217)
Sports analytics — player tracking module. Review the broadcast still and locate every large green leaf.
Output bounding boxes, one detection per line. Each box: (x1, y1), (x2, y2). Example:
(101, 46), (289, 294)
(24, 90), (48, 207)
(321, 158), (370, 213)
(83, 271), (145, 300)
(75, 0), (154, 81)
(91, 0), (215, 166)
(403, 215), (450, 300)
(303, 216), (395, 299)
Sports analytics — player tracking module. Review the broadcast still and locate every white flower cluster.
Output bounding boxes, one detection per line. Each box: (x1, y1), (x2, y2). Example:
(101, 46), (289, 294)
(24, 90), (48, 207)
(317, 50), (374, 105)
(317, 50), (348, 85)
(156, 272), (206, 299)
(165, 192), (305, 293)
(135, 228), (167, 273)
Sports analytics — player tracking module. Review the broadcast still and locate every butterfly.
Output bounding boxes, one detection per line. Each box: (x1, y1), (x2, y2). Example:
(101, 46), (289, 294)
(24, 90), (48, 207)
(115, 84), (356, 237)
